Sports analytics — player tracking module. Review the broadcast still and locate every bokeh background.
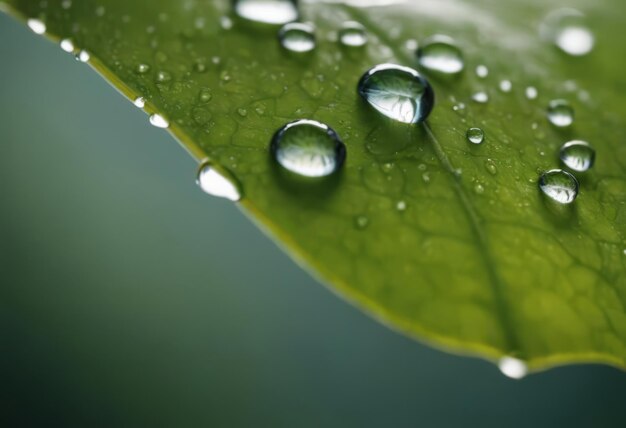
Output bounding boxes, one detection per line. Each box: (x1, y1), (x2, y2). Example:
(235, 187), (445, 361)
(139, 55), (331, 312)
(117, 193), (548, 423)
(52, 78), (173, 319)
(1, 12), (626, 427)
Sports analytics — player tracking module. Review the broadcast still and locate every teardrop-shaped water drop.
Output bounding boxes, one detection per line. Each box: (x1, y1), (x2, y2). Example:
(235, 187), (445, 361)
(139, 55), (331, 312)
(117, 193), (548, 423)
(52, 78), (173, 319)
(339, 21), (368, 47)
(76, 50), (90, 62)
(27, 18), (46, 34)
(499, 357), (528, 380)
(358, 64), (434, 124)
(541, 8), (594, 56)
(197, 161), (243, 202)
(133, 97), (146, 108)
(539, 169), (579, 204)
(278, 22), (315, 52)
(416, 35), (464, 75)
(559, 140), (595, 172)
(547, 99), (574, 127)
(60, 38), (75, 53)
(466, 127), (484, 144)
(149, 113), (169, 129)
(234, 0), (298, 25)
(271, 119), (346, 178)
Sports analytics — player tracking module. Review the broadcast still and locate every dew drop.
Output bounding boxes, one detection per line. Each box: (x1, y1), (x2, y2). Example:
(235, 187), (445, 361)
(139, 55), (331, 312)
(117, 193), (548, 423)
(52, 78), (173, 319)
(278, 22), (316, 53)
(499, 357), (528, 380)
(547, 99), (574, 127)
(27, 18), (46, 34)
(234, 0), (298, 25)
(149, 113), (169, 128)
(475, 64), (488, 78)
(416, 35), (464, 75)
(135, 63), (151, 74)
(76, 50), (90, 62)
(559, 140), (595, 172)
(466, 127), (484, 145)
(156, 70), (172, 83)
(539, 169), (579, 204)
(472, 91), (489, 104)
(197, 162), (243, 202)
(133, 97), (146, 108)
(525, 86), (538, 100)
(484, 159), (498, 175)
(339, 21), (368, 47)
(542, 9), (594, 56)
(396, 200), (407, 211)
(358, 64), (434, 124)
(220, 16), (233, 30)
(271, 119), (346, 178)
(354, 215), (369, 230)
(499, 80), (512, 93)
(198, 88), (213, 103)
(60, 38), (75, 53)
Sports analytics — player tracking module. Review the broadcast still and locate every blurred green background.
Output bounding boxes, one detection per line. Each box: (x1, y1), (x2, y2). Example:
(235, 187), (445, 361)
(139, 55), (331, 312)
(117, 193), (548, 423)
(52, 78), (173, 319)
(1, 12), (626, 427)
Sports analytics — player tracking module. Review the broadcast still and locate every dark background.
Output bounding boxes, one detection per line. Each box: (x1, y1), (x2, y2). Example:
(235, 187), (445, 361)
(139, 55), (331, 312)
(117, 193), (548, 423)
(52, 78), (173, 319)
(1, 13), (625, 427)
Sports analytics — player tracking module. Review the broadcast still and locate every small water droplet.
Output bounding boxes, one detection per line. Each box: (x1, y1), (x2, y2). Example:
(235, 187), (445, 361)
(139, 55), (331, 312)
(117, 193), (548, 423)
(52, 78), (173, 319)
(474, 183), (485, 194)
(559, 140), (595, 172)
(499, 357), (528, 379)
(149, 113), (169, 128)
(156, 70), (172, 83)
(539, 169), (579, 204)
(542, 8), (594, 56)
(525, 86), (538, 100)
(358, 64), (434, 124)
(76, 50), (90, 62)
(271, 119), (346, 178)
(234, 0), (298, 25)
(60, 38), (75, 53)
(220, 16), (233, 30)
(354, 215), (369, 230)
(61, 0), (72, 9)
(198, 88), (213, 103)
(405, 39), (418, 51)
(547, 99), (574, 127)
(485, 159), (497, 175)
(197, 161), (242, 202)
(475, 64), (488, 78)
(472, 91), (489, 104)
(133, 97), (146, 108)
(396, 200), (407, 211)
(339, 21), (368, 47)
(466, 127), (485, 145)
(416, 35), (464, 75)
(237, 108), (248, 117)
(135, 63), (151, 74)
(278, 22), (316, 53)
(27, 18), (46, 34)
(499, 80), (512, 93)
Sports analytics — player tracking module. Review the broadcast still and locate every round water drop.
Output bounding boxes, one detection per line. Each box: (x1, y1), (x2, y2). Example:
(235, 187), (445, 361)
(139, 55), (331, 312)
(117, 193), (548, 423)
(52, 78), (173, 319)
(27, 18), (46, 34)
(234, 0), (298, 25)
(499, 357), (528, 380)
(60, 38), (75, 53)
(525, 86), (538, 100)
(271, 119), (346, 178)
(339, 21), (368, 47)
(472, 91), (489, 104)
(539, 169), (579, 204)
(136, 63), (151, 74)
(416, 35), (464, 75)
(149, 113), (169, 128)
(278, 22), (315, 53)
(358, 64), (434, 124)
(476, 64), (488, 78)
(499, 80), (512, 93)
(133, 97), (146, 108)
(542, 9), (594, 56)
(197, 162), (243, 202)
(156, 70), (172, 83)
(559, 140), (595, 172)
(466, 127), (484, 145)
(76, 50), (90, 62)
(354, 215), (369, 230)
(547, 99), (574, 127)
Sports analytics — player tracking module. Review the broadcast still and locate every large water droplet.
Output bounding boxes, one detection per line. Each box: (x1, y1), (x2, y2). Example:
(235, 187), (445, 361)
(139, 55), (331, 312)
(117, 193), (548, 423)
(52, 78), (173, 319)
(278, 22), (315, 53)
(466, 127), (484, 144)
(547, 99), (574, 127)
(271, 119), (346, 178)
(149, 113), (169, 128)
(197, 162), (243, 202)
(539, 169), (579, 204)
(339, 21), (368, 47)
(416, 35), (464, 75)
(499, 357), (528, 380)
(542, 8), (594, 56)
(27, 18), (46, 34)
(358, 64), (434, 124)
(234, 0), (298, 25)
(559, 140), (595, 172)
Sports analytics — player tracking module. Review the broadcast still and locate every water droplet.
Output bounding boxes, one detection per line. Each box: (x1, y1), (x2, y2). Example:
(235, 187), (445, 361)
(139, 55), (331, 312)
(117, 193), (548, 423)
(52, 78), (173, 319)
(484, 159), (498, 175)
(472, 91), (489, 104)
(474, 183), (485, 194)
(27, 18), (46, 34)
(539, 169), (579, 204)
(499, 80), (512, 93)
(156, 70), (172, 83)
(149, 113), (169, 129)
(234, 0), (298, 25)
(237, 108), (248, 117)
(499, 357), (528, 379)
(198, 88), (213, 103)
(396, 200), (407, 211)
(542, 9), (594, 56)
(525, 86), (538, 100)
(76, 50), (90, 62)
(61, 0), (72, 9)
(354, 215), (369, 230)
(135, 63), (151, 74)
(197, 162), (242, 202)
(60, 38), (75, 53)
(358, 64), (434, 124)
(339, 21), (368, 47)
(278, 22), (316, 53)
(466, 127), (484, 144)
(416, 35), (464, 75)
(220, 16), (233, 30)
(559, 140), (595, 172)
(475, 64), (488, 78)
(271, 119), (346, 178)
(405, 39), (418, 51)
(133, 97), (146, 108)
(547, 99), (574, 127)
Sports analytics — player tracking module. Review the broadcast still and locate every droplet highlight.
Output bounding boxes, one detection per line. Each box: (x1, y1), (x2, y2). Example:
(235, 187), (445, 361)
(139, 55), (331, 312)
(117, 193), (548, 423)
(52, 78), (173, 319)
(234, 0), (298, 25)
(60, 38), (75, 53)
(466, 128), (484, 145)
(416, 35), (464, 75)
(27, 18), (46, 34)
(542, 8), (594, 56)
(339, 21), (368, 47)
(499, 357), (528, 380)
(539, 169), (579, 204)
(547, 99), (574, 127)
(278, 22), (316, 53)
(149, 113), (169, 129)
(197, 162), (243, 202)
(559, 140), (595, 172)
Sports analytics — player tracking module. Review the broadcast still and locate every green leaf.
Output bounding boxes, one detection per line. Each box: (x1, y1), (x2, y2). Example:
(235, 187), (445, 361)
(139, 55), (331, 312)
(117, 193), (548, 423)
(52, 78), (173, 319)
(3, 0), (626, 373)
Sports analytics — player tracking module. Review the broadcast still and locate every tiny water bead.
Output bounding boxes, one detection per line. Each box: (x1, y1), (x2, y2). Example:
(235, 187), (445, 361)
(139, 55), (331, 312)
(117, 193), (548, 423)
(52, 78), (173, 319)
(475, 65), (488, 78)
(60, 38), (75, 53)
(234, 0), (298, 25)
(76, 50), (90, 62)
(27, 18), (46, 34)
(196, 162), (243, 202)
(498, 357), (528, 380)
(547, 99), (574, 127)
(499, 80), (512, 93)
(338, 21), (368, 47)
(156, 70), (172, 83)
(271, 119), (346, 178)
(354, 215), (369, 230)
(416, 35), (464, 75)
(539, 169), (579, 204)
(466, 127), (484, 145)
(358, 64), (434, 124)
(542, 8), (594, 56)
(525, 86), (538, 100)
(559, 140), (595, 172)
(278, 22), (316, 53)
(135, 63), (151, 74)
(472, 91), (489, 104)
(149, 113), (169, 128)
(133, 97), (146, 108)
